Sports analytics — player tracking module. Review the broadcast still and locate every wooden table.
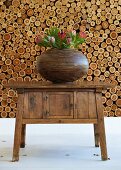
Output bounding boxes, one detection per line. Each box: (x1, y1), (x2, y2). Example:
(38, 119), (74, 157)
(5, 81), (113, 161)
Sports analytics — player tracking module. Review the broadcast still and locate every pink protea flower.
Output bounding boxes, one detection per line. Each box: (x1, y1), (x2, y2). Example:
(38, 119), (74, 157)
(71, 30), (76, 35)
(58, 31), (66, 39)
(49, 36), (55, 43)
(67, 37), (72, 44)
(79, 31), (87, 38)
(35, 34), (43, 43)
(35, 27), (86, 49)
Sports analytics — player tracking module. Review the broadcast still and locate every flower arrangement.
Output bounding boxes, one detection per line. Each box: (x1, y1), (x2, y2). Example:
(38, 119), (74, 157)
(35, 27), (86, 49)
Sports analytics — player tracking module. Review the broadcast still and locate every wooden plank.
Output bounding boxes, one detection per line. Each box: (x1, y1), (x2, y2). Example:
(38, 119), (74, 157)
(12, 93), (23, 161)
(44, 92), (74, 119)
(76, 92), (89, 119)
(20, 124), (26, 148)
(23, 93), (29, 118)
(93, 124), (99, 147)
(4, 81), (114, 90)
(22, 118), (97, 124)
(74, 91), (77, 118)
(88, 92), (97, 118)
(96, 92), (108, 160)
(23, 92), (43, 119)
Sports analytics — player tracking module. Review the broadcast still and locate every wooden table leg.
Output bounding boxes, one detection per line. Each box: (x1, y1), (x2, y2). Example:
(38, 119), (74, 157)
(93, 124), (99, 147)
(20, 124), (26, 148)
(12, 94), (23, 162)
(96, 92), (108, 160)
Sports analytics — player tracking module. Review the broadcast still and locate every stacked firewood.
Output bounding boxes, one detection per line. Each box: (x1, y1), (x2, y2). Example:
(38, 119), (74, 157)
(0, 0), (120, 117)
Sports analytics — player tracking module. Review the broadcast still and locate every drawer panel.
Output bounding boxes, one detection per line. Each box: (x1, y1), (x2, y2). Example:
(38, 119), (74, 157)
(76, 92), (97, 119)
(23, 92), (43, 119)
(43, 92), (74, 119)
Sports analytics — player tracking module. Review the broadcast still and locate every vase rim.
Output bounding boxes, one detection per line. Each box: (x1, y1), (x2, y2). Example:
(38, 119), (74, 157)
(47, 48), (78, 51)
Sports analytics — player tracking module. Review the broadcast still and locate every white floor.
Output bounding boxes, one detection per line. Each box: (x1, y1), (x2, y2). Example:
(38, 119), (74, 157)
(0, 118), (121, 170)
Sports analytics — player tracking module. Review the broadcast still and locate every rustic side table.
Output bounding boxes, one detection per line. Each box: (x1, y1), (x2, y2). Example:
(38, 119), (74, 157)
(5, 81), (113, 161)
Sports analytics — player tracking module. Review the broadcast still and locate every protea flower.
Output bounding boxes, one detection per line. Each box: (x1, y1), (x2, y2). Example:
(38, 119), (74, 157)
(49, 36), (55, 43)
(35, 34), (43, 43)
(35, 27), (86, 49)
(71, 30), (76, 35)
(79, 31), (87, 38)
(58, 31), (66, 39)
(67, 37), (72, 44)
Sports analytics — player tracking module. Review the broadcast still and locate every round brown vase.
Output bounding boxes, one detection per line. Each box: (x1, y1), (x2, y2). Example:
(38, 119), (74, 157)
(36, 48), (89, 83)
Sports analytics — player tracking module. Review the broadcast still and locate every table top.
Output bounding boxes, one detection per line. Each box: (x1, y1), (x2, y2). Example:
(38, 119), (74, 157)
(4, 81), (114, 90)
